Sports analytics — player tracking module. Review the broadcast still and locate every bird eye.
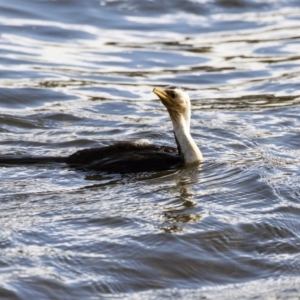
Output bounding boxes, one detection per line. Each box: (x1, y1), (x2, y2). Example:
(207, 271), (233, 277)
(168, 91), (176, 98)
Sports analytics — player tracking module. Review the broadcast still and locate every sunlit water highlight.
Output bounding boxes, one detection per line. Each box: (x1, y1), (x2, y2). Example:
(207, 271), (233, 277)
(1, 0), (300, 299)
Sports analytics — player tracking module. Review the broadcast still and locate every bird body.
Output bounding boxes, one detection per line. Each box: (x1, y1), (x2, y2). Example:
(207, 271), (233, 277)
(0, 86), (202, 173)
(66, 142), (183, 173)
(0, 142), (183, 173)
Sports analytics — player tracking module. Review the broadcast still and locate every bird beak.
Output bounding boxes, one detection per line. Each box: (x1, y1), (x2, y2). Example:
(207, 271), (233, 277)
(153, 87), (172, 108)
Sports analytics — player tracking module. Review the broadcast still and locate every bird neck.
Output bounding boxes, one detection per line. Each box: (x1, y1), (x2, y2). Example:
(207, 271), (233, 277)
(172, 115), (203, 165)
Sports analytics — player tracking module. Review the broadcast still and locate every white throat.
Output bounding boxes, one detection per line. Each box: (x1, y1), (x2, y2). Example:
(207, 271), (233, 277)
(172, 114), (202, 165)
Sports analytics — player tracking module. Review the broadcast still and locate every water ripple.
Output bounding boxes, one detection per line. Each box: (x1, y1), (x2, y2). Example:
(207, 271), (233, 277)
(1, 0), (300, 299)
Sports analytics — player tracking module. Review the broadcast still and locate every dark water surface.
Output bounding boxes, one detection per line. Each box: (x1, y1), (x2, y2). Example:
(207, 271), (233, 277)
(1, 0), (300, 299)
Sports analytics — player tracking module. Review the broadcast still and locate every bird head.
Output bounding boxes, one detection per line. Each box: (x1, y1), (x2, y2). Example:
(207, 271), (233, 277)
(153, 86), (191, 129)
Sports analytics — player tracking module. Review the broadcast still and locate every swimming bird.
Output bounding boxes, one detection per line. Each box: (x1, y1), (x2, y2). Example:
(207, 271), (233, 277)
(0, 86), (202, 173)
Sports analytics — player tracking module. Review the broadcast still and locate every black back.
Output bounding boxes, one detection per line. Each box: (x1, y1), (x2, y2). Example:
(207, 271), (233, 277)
(66, 142), (183, 173)
(0, 142), (183, 174)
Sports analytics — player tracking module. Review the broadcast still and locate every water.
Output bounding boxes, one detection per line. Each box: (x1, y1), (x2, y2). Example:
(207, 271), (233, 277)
(1, 0), (300, 299)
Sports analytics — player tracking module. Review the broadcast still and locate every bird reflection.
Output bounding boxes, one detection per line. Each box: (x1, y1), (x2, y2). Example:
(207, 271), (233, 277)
(80, 164), (203, 234)
(161, 165), (203, 233)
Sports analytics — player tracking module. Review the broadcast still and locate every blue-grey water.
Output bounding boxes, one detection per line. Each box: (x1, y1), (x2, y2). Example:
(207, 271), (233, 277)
(1, 0), (300, 299)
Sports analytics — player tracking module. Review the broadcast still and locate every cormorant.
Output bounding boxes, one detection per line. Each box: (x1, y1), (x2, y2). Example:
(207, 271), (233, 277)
(0, 86), (202, 173)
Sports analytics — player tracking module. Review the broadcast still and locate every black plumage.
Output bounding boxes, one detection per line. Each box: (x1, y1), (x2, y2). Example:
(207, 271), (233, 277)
(0, 142), (183, 173)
